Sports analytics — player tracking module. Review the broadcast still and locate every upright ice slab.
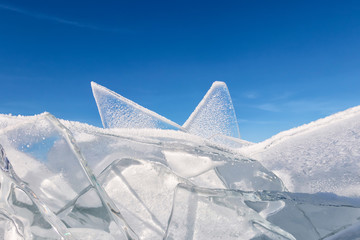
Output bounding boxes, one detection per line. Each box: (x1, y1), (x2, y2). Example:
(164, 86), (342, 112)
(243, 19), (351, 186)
(91, 82), (183, 130)
(183, 81), (240, 140)
(0, 113), (137, 239)
(0, 144), (72, 240)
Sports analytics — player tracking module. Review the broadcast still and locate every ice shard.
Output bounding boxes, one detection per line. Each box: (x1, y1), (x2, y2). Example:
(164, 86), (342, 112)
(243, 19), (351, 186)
(0, 144), (73, 239)
(91, 82), (183, 130)
(324, 221), (360, 240)
(0, 113), (137, 239)
(165, 184), (295, 240)
(165, 184), (360, 240)
(63, 120), (285, 192)
(183, 81), (240, 140)
(97, 158), (192, 239)
(61, 120), (284, 239)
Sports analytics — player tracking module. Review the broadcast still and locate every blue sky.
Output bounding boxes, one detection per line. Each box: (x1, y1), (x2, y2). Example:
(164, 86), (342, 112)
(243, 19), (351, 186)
(1, 1), (360, 142)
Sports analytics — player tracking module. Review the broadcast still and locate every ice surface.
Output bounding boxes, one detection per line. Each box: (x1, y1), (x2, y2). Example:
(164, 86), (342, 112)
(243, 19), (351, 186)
(165, 184), (295, 240)
(324, 221), (360, 240)
(241, 105), (360, 197)
(91, 82), (183, 130)
(0, 114), (137, 239)
(183, 81), (241, 140)
(165, 184), (360, 240)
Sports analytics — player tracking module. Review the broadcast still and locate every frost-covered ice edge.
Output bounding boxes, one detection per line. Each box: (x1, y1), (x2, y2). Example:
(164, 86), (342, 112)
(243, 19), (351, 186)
(0, 81), (359, 239)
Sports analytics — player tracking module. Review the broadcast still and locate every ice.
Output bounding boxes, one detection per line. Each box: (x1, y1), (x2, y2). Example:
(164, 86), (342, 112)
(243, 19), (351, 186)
(284, 192), (360, 238)
(208, 134), (253, 148)
(0, 144), (72, 239)
(165, 184), (360, 240)
(164, 184), (295, 240)
(91, 82), (183, 130)
(59, 120), (284, 239)
(183, 81), (241, 140)
(63, 119), (285, 192)
(324, 221), (360, 240)
(162, 151), (223, 178)
(91, 81), (244, 148)
(97, 158), (191, 239)
(1, 81), (360, 239)
(0, 114), (137, 239)
(241, 105), (360, 197)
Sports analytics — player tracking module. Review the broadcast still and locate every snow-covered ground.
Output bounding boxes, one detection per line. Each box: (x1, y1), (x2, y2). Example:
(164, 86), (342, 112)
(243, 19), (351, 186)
(240, 105), (360, 197)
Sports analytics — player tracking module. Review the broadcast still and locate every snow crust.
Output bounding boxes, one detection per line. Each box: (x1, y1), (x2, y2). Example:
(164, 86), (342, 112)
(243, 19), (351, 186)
(241, 105), (360, 197)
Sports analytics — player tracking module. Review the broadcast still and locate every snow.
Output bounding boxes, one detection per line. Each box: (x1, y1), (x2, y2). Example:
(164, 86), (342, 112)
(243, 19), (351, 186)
(240, 105), (360, 197)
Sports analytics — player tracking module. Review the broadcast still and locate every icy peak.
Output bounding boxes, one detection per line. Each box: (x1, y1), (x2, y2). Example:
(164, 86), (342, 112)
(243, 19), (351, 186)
(91, 81), (183, 131)
(91, 81), (242, 147)
(183, 81), (240, 139)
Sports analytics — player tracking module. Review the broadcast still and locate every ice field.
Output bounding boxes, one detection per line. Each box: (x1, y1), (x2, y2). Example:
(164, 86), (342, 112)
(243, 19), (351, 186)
(0, 82), (359, 239)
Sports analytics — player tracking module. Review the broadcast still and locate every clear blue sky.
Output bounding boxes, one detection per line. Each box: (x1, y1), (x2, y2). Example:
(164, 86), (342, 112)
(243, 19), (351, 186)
(1, 0), (360, 142)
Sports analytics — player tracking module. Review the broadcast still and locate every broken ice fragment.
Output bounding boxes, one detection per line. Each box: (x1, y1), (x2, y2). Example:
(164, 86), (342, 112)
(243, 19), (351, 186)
(250, 191), (360, 239)
(166, 184), (360, 240)
(97, 158), (192, 239)
(183, 81), (240, 140)
(323, 221), (360, 240)
(91, 82), (183, 130)
(215, 159), (285, 191)
(0, 144), (73, 239)
(162, 150), (223, 178)
(64, 121), (285, 192)
(164, 184), (295, 240)
(0, 143), (9, 172)
(0, 113), (137, 239)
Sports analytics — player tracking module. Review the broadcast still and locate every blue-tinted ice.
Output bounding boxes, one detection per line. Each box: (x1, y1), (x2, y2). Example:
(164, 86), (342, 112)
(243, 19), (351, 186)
(0, 113), (137, 239)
